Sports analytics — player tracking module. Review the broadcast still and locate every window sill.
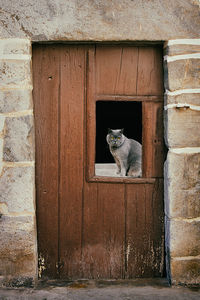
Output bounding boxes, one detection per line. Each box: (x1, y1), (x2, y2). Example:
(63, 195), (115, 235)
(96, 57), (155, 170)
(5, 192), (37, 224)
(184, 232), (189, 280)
(87, 164), (159, 183)
(87, 176), (156, 184)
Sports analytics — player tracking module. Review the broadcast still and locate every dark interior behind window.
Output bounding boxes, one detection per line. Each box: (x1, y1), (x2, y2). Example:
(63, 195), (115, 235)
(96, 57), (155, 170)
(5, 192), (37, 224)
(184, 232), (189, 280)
(96, 101), (142, 163)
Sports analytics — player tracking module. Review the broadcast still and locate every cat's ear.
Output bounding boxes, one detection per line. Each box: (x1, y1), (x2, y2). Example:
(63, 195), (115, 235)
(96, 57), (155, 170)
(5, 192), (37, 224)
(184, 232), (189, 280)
(108, 128), (112, 133)
(120, 128), (124, 134)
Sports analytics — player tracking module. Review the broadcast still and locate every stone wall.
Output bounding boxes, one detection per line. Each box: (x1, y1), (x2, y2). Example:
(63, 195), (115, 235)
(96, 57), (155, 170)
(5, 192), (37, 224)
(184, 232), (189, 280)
(164, 40), (200, 285)
(0, 0), (199, 40)
(0, 0), (199, 287)
(0, 39), (37, 285)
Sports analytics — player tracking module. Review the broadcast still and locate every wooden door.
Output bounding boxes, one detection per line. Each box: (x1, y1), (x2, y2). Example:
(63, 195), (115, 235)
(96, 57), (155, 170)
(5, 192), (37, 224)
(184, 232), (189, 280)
(33, 44), (165, 279)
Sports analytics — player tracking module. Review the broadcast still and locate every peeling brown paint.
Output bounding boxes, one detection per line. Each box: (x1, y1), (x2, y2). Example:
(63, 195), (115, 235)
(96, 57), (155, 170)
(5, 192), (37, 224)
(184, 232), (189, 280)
(38, 253), (46, 278)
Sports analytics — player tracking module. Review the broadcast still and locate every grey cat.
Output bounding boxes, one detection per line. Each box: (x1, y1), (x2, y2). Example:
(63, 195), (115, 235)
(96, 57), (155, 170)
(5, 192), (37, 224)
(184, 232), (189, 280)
(106, 129), (142, 177)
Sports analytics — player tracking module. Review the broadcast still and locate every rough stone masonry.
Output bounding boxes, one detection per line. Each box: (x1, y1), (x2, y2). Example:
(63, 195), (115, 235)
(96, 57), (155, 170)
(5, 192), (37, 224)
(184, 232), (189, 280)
(0, 39), (37, 284)
(164, 40), (200, 285)
(0, 0), (199, 286)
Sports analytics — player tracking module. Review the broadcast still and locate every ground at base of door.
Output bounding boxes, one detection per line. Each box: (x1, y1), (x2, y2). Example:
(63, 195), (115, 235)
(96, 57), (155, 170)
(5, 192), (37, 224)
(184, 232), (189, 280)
(0, 278), (200, 300)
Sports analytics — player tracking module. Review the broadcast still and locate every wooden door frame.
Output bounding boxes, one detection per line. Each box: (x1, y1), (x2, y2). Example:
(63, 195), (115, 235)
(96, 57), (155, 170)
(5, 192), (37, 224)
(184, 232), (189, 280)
(86, 45), (164, 183)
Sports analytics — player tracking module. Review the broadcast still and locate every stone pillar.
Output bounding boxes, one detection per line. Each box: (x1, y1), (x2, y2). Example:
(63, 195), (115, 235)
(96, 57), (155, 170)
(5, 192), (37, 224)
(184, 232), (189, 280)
(164, 39), (200, 285)
(0, 39), (37, 285)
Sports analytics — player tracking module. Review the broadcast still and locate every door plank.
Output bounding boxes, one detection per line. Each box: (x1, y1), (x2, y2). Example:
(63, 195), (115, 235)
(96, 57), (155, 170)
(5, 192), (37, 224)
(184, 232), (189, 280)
(86, 47), (96, 179)
(82, 182), (98, 278)
(137, 47), (163, 96)
(96, 46), (138, 95)
(59, 46), (86, 279)
(142, 101), (164, 177)
(82, 183), (125, 279)
(125, 180), (164, 278)
(33, 45), (60, 278)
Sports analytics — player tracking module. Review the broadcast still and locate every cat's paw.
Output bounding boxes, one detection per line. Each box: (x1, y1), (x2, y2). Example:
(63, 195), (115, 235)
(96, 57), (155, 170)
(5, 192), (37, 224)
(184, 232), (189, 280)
(116, 172), (125, 177)
(127, 169), (142, 178)
(120, 172), (126, 177)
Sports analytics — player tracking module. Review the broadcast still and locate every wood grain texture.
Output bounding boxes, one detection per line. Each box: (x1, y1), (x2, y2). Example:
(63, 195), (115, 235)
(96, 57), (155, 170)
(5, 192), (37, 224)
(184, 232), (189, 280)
(34, 44), (165, 280)
(88, 177), (156, 184)
(137, 47), (164, 96)
(96, 46), (163, 96)
(82, 183), (125, 279)
(33, 45), (59, 278)
(96, 46), (138, 95)
(86, 47), (96, 180)
(142, 102), (164, 177)
(96, 95), (162, 102)
(59, 46), (86, 279)
(125, 179), (164, 278)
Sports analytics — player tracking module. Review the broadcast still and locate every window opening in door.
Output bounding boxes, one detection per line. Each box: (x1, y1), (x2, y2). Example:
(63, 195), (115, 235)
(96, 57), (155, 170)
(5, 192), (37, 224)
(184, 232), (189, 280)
(95, 101), (142, 177)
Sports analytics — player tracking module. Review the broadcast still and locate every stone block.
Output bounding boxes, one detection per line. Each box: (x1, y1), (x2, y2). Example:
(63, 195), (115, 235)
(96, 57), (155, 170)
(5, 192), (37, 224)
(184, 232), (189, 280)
(0, 215), (37, 277)
(164, 93), (200, 106)
(0, 89), (32, 113)
(165, 217), (200, 257)
(0, 1), (200, 40)
(3, 115), (34, 162)
(0, 39), (31, 55)
(0, 138), (3, 176)
(165, 59), (200, 91)
(0, 116), (5, 136)
(0, 255), (37, 279)
(0, 60), (31, 87)
(164, 108), (200, 148)
(0, 166), (35, 213)
(164, 151), (200, 218)
(171, 258), (200, 285)
(164, 44), (200, 56)
(0, 203), (8, 215)
(0, 137), (3, 163)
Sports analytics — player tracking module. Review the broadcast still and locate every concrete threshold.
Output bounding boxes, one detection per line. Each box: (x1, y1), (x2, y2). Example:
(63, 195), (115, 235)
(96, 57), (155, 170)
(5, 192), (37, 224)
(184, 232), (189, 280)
(36, 278), (170, 289)
(0, 278), (200, 300)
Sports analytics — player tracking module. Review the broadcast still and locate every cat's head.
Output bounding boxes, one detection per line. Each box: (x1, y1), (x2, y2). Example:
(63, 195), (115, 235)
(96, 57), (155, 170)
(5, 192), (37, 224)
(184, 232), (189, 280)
(106, 129), (125, 148)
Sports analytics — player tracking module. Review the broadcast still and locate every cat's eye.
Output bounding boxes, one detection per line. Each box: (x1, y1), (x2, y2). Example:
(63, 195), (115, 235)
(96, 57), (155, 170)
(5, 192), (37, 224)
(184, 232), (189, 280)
(117, 137), (121, 140)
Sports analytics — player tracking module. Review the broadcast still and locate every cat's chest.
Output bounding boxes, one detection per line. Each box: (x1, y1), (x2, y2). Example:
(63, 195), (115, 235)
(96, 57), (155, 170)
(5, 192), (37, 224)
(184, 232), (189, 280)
(110, 146), (128, 160)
